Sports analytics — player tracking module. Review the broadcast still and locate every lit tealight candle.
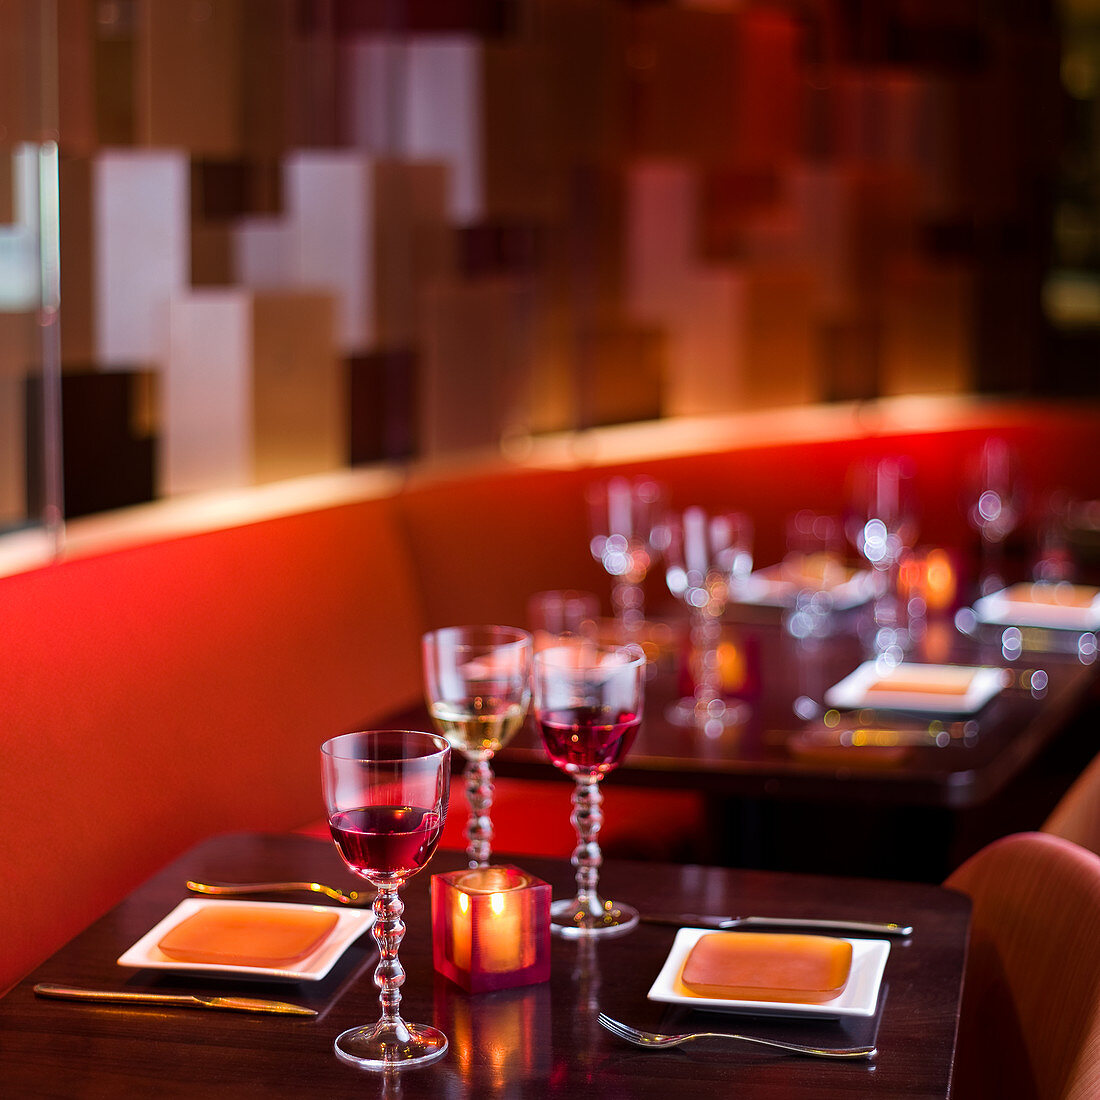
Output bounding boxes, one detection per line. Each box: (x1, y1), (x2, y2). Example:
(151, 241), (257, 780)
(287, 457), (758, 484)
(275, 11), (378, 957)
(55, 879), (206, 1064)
(432, 865), (551, 993)
(452, 868), (529, 974)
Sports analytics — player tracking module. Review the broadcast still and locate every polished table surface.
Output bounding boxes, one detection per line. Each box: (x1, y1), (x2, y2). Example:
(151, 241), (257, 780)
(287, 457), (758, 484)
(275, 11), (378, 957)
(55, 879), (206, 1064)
(496, 609), (1099, 810)
(0, 832), (970, 1098)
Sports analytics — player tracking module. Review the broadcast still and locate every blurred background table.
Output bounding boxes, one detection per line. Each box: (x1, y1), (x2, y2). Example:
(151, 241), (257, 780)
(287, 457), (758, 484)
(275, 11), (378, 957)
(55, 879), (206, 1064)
(385, 604), (1100, 882)
(0, 832), (969, 1099)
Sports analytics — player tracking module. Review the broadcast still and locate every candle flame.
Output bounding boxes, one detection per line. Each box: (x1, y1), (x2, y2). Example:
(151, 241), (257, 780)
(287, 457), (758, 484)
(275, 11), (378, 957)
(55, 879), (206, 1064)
(490, 892), (505, 915)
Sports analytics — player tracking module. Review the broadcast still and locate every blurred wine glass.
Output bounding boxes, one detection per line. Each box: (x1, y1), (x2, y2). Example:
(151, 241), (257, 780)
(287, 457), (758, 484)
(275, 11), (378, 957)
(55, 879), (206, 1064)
(967, 438), (1023, 596)
(526, 589), (600, 651)
(663, 507), (753, 734)
(1033, 491), (1075, 584)
(846, 457), (918, 662)
(783, 510), (847, 642)
(780, 511), (848, 720)
(586, 477), (666, 643)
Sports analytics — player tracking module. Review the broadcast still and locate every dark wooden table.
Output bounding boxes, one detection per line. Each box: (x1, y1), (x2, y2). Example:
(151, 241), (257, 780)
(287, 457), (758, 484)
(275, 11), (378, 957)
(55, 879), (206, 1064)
(0, 832), (970, 1098)
(386, 606), (1099, 878)
(387, 610), (1097, 812)
(503, 609), (1099, 809)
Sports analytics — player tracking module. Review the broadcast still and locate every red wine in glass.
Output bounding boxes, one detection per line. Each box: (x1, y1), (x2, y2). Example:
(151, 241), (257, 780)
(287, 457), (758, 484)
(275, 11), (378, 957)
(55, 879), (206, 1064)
(538, 707), (640, 777)
(329, 806), (443, 879)
(532, 642), (646, 938)
(320, 729), (450, 1069)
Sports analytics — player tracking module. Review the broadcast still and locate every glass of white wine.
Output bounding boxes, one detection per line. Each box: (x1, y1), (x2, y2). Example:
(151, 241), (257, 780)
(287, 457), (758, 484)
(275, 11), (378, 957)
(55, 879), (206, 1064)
(422, 625), (533, 868)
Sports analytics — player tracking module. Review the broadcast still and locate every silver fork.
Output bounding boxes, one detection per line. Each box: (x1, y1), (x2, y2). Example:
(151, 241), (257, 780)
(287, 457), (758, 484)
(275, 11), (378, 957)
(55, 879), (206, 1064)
(597, 1013), (876, 1059)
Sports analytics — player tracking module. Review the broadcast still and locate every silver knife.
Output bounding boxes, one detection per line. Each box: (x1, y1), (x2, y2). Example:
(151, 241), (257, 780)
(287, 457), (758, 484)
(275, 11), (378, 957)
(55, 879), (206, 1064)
(640, 914), (913, 936)
(33, 983), (317, 1016)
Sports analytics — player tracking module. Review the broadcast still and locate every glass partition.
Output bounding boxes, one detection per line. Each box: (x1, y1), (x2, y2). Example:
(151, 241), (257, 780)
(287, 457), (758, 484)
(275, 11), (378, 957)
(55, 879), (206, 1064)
(0, 0), (1097, 538)
(0, 0), (62, 545)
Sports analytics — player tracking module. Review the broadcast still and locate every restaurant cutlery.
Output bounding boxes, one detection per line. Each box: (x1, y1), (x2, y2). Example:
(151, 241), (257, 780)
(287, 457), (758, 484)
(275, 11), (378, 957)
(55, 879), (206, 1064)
(597, 1013), (876, 1058)
(187, 879), (367, 904)
(33, 983), (317, 1016)
(187, 886), (912, 934)
(640, 913), (912, 936)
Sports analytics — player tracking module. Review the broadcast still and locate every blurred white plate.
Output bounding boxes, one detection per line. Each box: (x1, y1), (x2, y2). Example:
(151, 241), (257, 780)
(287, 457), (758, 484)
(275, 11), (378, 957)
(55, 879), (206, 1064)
(738, 565), (876, 611)
(824, 661), (1007, 714)
(647, 928), (889, 1018)
(974, 583), (1100, 632)
(117, 898), (373, 981)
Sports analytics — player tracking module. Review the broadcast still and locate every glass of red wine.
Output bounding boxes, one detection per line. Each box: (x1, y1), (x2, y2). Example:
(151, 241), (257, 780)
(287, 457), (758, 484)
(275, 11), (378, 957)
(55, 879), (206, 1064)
(320, 730), (450, 1069)
(532, 641), (646, 937)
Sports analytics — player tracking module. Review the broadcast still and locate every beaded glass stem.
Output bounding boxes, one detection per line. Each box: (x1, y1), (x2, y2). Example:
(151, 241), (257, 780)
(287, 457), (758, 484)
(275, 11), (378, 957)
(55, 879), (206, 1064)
(533, 642), (645, 938)
(462, 754), (494, 868)
(553, 776), (614, 932)
(321, 730), (450, 1070)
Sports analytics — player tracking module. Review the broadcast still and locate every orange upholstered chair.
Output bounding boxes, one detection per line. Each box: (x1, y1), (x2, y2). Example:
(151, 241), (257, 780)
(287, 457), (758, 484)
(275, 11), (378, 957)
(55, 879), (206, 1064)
(944, 832), (1100, 1100)
(1042, 751), (1100, 858)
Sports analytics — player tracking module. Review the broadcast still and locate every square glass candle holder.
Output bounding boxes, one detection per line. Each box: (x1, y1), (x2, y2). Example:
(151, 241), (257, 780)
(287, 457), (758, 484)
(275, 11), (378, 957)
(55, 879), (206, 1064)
(431, 866), (551, 992)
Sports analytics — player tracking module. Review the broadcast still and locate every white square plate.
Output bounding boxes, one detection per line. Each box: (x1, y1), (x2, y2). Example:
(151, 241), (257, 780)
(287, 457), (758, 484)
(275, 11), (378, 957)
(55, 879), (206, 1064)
(647, 928), (890, 1018)
(738, 565), (876, 611)
(973, 583), (1100, 632)
(823, 661), (1007, 715)
(117, 898), (374, 982)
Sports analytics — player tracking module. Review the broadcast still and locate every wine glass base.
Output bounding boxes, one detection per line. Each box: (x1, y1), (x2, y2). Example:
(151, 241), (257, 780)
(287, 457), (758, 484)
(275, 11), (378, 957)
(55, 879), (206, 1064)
(666, 696), (748, 733)
(550, 897), (639, 938)
(333, 1020), (449, 1070)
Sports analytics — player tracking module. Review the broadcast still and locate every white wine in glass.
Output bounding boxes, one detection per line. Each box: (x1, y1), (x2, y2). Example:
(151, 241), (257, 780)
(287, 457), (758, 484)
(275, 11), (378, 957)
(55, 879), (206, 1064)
(427, 697), (526, 756)
(422, 625), (532, 868)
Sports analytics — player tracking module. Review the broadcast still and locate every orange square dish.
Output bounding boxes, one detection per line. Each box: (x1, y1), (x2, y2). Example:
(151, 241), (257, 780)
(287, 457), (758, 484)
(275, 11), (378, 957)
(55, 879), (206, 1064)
(678, 932), (853, 1004)
(157, 904), (339, 967)
(1002, 583), (1098, 609)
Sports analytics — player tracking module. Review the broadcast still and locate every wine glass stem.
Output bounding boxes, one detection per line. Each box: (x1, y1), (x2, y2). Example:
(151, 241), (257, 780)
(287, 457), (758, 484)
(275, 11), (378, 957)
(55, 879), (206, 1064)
(873, 560), (907, 631)
(692, 609), (723, 715)
(980, 534), (1006, 595)
(372, 885), (407, 1031)
(570, 776), (604, 909)
(463, 754), (494, 868)
(611, 579), (644, 640)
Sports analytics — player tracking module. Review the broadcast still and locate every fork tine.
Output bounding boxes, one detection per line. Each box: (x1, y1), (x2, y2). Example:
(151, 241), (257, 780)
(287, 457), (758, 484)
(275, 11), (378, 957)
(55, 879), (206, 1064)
(597, 1012), (629, 1035)
(598, 1013), (642, 1040)
(598, 1013), (673, 1046)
